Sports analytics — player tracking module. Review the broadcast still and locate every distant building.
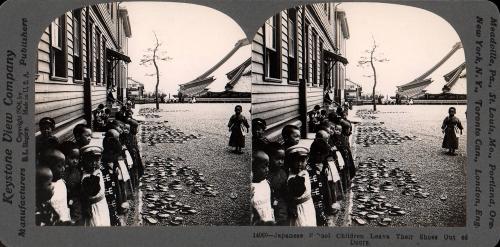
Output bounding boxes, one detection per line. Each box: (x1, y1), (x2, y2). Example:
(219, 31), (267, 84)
(396, 42), (465, 99)
(344, 79), (362, 102)
(251, 4), (349, 140)
(35, 3), (132, 140)
(178, 38), (251, 101)
(127, 77), (144, 100)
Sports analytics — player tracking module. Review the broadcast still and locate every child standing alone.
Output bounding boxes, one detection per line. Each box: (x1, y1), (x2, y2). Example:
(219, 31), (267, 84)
(228, 105), (249, 154)
(441, 107), (464, 155)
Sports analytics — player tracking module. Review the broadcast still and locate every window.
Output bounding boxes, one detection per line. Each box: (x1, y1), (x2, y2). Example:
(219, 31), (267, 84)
(312, 31), (318, 85)
(264, 15), (281, 81)
(96, 29), (102, 85)
(50, 14), (67, 79)
(287, 8), (298, 82)
(73, 9), (83, 81)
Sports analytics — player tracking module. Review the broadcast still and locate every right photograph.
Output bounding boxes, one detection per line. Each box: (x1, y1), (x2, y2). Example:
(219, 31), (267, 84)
(251, 2), (466, 227)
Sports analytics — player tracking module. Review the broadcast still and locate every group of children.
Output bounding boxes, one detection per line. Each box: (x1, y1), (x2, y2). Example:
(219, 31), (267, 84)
(251, 105), (355, 226)
(35, 104), (144, 226)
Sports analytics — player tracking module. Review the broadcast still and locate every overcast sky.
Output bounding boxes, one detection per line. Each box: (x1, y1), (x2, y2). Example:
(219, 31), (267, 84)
(121, 2), (464, 97)
(341, 3), (465, 97)
(121, 2), (248, 96)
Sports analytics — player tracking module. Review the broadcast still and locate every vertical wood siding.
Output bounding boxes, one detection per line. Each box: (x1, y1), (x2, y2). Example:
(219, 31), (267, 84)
(252, 4), (337, 141)
(35, 3), (123, 140)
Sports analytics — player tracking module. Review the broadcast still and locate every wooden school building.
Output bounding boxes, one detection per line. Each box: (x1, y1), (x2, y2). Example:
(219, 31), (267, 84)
(252, 3), (350, 140)
(35, 3), (132, 141)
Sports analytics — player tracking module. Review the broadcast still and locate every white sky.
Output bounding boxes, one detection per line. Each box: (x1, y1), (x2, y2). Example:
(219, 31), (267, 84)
(341, 3), (464, 97)
(122, 2), (248, 96)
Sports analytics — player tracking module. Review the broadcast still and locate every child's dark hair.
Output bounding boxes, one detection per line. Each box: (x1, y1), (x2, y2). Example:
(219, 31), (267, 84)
(103, 136), (122, 156)
(252, 150), (268, 173)
(282, 125), (300, 138)
(309, 139), (330, 163)
(328, 112), (339, 123)
(39, 149), (65, 180)
(105, 120), (120, 132)
(98, 104), (105, 109)
(314, 105), (321, 111)
(39, 117), (56, 129)
(449, 107), (456, 112)
(235, 105), (242, 111)
(320, 110), (327, 115)
(252, 118), (266, 130)
(318, 120), (332, 132)
(104, 108), (111, 114)
(58, 141), (79, 157)
(73, 124), (90, 137)
(267, 141), (284, 156)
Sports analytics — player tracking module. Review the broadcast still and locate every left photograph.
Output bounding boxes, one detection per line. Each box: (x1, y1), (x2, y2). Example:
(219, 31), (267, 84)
(35, 2), (251, 226)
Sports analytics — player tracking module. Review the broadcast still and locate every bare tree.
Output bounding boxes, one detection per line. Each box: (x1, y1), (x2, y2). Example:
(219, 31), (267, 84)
(140, 32), (172, 109)
(357, 37), (389, 111)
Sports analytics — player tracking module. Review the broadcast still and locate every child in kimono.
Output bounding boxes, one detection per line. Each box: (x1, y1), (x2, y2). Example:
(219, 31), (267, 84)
(286, 146), (316, 226)
(308, 138), (332, 226)
(228, 105), (249, 154)
(80, 145), (110, 227)
(266, 142), (288, 225)
(101, 136), (124, 226)
(441, 107), (464, 155)
(59, 141), (84, 225)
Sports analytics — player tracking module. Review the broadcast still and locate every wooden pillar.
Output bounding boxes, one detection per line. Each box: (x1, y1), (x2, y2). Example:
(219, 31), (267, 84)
(299, 6), (308, 139)
(84, 78), (92, 127)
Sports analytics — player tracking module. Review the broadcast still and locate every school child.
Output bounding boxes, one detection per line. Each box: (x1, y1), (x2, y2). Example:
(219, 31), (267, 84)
(285, 146), (316, 226)
(126, 118), (144, 186)
(36, 117), (60, 156)
(316, 127), (344, 208)
(36, 165), (60, 226)
(93, 104), (106, 131)
(251, 150), (275, 225)
(330, 124), (351, 193)
(441, 107), (464, 155)
(252, 118), (270, 153)
(116, 106), (132, 123)
(59, 141), (84, 225)
(80, 145), (111, 226)
(228, 105), (250, 154)
(39, 149), (71, 223)
(120, 123), (136, 198)
(101, 136), (124, 226)
(103, 108), (111, 125)
(308, 139), (333, 226)
(308, 105), (321, 133)
(73, 124), (92, 148)
(266, 142), (288, 225)
(319, 109), (327, 121)
(281, 125), (301, 150)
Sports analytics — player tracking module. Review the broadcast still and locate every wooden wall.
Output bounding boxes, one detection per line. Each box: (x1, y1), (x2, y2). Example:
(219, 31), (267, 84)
(251, 4), (338, 141)
(35, 4), (121, 141)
